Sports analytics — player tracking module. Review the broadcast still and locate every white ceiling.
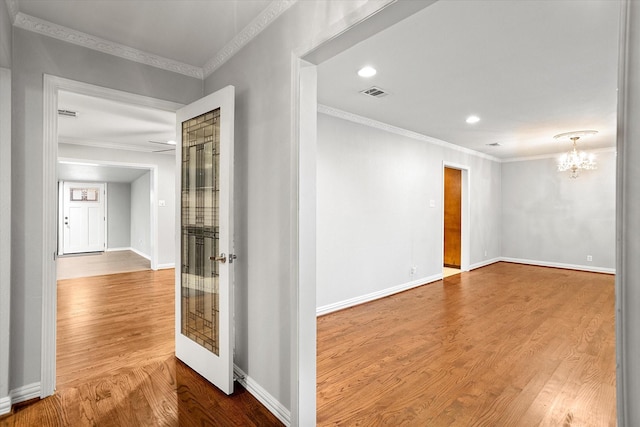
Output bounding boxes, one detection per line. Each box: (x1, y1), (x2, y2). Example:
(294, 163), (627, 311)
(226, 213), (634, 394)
(14, 0), (281, 77)
(11, 0), (621, 160)
(58, 90), (176, 153)
(58, 161), (149, 184)
(317, 0), (621, 159)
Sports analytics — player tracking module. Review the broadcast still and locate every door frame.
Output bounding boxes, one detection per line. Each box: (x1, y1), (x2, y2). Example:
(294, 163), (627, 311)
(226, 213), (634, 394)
(0, 67), (11, 413)
(442, 162), (470, 272)
(291, 1), (438, 423)
(41, 75), (183, 397)
(58, 180), (107, 255)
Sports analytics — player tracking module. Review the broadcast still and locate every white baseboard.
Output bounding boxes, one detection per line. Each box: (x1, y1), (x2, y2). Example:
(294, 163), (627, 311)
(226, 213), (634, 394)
(316, 274), (442, 317)
(10, 382), (41, 405)
(233, 365), (290, 426)
(469, 257), (501, 270)
(156, 263), (175, 270)
(500, 257), (616, 274)
(129, 247), (151, 261)
(0, 395), (10, 416)
(106, 246), (131, 252)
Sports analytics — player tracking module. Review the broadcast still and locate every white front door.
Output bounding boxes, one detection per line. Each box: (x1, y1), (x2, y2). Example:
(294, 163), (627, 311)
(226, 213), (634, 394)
(62, 181), (106, 254)
(175, 86), (235, 394)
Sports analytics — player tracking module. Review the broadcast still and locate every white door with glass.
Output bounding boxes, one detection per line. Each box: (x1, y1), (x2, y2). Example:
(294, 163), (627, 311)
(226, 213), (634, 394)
(61, 181), (106, 254)
(175, 86), (235, 394)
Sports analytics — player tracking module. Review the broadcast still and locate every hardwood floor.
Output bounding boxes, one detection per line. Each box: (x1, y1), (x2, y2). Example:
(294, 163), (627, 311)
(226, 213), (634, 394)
(0, 269), (282, 426)
(1, 262), (616, 425)
(57, 250), (150, 280)
(317, 262), (616, 426)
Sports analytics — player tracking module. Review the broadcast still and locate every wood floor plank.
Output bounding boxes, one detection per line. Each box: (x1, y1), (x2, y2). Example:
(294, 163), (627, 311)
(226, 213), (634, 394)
(0, 269), (282, 427)
(316, 262), (616, 426)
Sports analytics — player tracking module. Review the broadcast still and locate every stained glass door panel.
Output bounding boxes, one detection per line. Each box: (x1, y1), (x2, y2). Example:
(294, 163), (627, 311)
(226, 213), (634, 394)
(175, 86), (234, 395)
(181, 109), (220, 354)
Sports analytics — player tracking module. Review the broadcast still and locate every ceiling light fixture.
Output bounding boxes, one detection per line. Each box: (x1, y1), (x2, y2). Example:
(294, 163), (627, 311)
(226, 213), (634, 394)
(466, 115), (480, 124)
(167, 140), (176, 145)
(554, 130), (598, 178)
(357, 66), (377, 78)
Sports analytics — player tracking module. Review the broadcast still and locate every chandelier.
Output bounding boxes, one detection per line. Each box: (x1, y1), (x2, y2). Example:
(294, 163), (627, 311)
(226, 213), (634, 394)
(554, 130), (598, 178)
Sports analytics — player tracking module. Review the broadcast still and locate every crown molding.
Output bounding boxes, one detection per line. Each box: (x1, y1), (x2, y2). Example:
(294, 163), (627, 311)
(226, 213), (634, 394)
(502, 146), (617, 163)
(5, 0), (18, 24)
(317, 104), (501, 162)
(13, 12), (204, 79)
(59, 137), (175, 155)
(202, 0), (297, 78)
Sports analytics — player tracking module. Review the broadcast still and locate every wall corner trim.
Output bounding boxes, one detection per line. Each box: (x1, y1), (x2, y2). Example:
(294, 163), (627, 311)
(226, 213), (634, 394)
(233, 365), (291, 426)
(316, 274), (442, 317)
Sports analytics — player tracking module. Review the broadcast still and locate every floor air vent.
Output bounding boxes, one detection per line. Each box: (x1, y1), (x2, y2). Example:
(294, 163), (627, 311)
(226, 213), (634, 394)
(360, 86), (388, 98)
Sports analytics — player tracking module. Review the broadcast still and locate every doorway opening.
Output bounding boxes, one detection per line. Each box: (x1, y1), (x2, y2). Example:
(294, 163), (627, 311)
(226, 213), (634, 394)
(442, 163), (470, 276)
(295, 0), (620, 424)
(55, 161), (156, 280)
(41, 75), (183, 397)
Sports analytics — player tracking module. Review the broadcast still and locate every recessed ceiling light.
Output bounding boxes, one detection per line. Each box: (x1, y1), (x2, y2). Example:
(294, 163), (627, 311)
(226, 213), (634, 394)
(466, 115), (480, 124)
(357, 66), (377, 78)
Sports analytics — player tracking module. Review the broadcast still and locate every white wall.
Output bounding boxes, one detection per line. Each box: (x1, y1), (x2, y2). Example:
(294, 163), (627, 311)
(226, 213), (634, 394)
(502, 152), (616, 272)
(106, 182), (131, 249)
(130, 172), (150, 258)
(11, 27), (201, 392)
(316, 112), (502, 310)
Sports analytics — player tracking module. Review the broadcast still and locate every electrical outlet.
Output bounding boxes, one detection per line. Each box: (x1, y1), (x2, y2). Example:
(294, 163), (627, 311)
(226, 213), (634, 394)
(411, 266), (417, 275)
(484, 250), (487, 257)
(587, 255), (593, 262)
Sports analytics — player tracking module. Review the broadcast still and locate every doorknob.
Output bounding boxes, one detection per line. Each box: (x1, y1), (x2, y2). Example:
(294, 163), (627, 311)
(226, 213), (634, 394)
(210, 253), (226, 263)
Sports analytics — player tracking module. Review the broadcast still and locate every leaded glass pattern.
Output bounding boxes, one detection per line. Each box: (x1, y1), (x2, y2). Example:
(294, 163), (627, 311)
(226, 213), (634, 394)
(181, 108), (220, 355)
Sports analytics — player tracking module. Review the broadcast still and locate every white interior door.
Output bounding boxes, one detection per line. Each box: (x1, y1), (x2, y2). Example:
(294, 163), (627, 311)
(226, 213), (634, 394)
(62, 181), (106, 254)
(175, 86), (235, 394)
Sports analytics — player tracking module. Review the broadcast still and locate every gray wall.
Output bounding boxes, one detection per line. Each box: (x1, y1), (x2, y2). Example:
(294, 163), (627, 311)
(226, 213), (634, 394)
(106, 182), (131, 249)
(0, 1), (11, 69)
(10, 27), (201, 391)
(619, 2), (640, 424)
(203, 0), (377, 414)
(130, 172), (150, 258)
(502, 152), (616, 271)
(316, 112), (502, 309)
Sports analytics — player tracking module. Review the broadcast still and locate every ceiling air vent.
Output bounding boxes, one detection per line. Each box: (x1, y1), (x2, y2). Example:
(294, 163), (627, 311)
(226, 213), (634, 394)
(360, 86), (388, 98)
(58, 109), (78, 118)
